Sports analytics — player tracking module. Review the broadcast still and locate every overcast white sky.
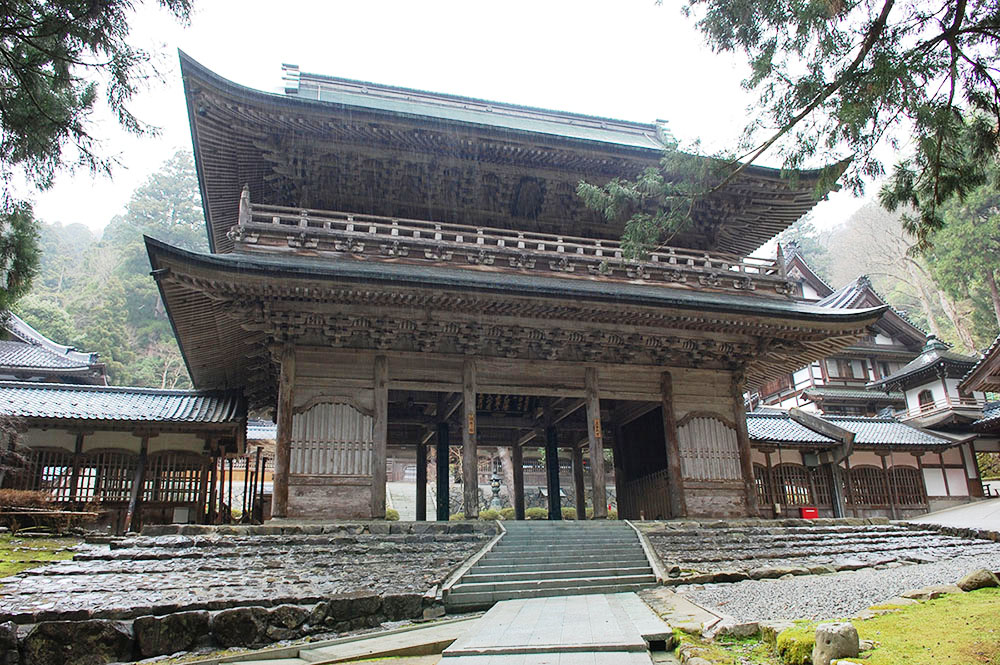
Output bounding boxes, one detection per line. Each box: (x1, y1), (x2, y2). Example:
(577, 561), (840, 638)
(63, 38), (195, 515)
(31, 0), (869, 234)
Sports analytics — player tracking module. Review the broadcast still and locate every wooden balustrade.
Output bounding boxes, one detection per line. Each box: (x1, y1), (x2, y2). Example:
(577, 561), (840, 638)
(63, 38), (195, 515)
(898, 394), (986, 420)
(230, 197), (797, 296)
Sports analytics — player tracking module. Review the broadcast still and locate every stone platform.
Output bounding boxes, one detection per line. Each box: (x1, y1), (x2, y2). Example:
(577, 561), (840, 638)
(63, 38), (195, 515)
(0, 521), (496, 624)
(636, 518), (1000, 583)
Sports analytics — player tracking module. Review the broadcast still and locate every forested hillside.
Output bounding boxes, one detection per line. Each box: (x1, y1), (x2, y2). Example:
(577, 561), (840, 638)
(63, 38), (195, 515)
(13, 150), (1000, 389)
(15, 151), (207, 388)
(781, 195), (1000, 355)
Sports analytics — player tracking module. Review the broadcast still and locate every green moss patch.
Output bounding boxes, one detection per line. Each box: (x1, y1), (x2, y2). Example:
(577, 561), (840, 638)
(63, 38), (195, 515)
(0, 533), (78, 579)
(775, 625), (816, 665)
(853, 587), (1000, 665)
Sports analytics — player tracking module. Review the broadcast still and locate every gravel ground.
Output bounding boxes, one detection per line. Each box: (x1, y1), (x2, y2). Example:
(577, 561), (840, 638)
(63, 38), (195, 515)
(683, 552), (1000, 621)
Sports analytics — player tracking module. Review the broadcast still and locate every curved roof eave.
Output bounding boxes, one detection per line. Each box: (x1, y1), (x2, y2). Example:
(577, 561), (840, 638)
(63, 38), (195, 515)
(146, 236), (887, 325)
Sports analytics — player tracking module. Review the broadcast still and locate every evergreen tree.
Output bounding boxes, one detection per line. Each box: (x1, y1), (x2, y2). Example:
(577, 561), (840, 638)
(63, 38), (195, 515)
(583, 1), (1000, 256)
(0, 0), (193, 312)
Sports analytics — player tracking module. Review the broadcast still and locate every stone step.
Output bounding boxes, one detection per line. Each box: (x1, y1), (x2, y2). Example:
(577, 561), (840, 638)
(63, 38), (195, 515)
(462, 566), (653, 583)
(445, 583), (655, 610)
(451, 573), (656, 595)
(490, 543), (639, 554)
(479, 549), (646, 565)
(473, 557), (649, 573)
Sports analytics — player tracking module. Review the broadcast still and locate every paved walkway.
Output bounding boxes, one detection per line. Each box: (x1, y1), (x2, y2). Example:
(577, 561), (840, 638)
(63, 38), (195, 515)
(907, 497), (1000, 531)
(387, 482), (435, 521)
(441, 593), (670, 664)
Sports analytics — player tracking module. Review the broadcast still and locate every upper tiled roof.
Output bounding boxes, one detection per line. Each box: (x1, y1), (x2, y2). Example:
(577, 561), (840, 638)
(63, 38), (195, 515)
(0, 381), (243, 424)
(0, 340), (91, 370)
(803, 386), (905, 402)
(747, 409), (953, 448)
(870, 336), (980, 390)
(973, 401), (1000, 430)
(959, 333), (1000, 393)
(247, 419), (277, 440)
(817, 275), (926, 344)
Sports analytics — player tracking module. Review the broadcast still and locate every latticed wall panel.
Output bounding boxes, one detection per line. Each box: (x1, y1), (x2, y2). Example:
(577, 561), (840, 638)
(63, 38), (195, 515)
(890, 466), (926, 506)
(290, 402), (373, 476)
(677, 417), (741, 481)
(143, 453), (204, 503)
(848, 465), (889, 506)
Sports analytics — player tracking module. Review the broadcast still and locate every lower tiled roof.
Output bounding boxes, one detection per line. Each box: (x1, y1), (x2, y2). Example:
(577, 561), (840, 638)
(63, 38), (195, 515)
(0, 340), (92, 370)
(973, 401), (1000, 430)
(803, 386), (905, 402)
(0, 381), (243, 424)
(747, 410), (953, 448)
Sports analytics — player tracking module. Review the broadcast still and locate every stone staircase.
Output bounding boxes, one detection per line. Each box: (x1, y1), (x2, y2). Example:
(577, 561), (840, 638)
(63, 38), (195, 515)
(444, 521), (657, 610)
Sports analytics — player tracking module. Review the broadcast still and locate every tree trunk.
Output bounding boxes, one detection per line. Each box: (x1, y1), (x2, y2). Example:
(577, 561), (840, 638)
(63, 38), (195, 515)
(986, 269), (1000, 329)
(497, 446), (515, 505)
(936, 290), (977, 352)
(907, 261), (943, 338)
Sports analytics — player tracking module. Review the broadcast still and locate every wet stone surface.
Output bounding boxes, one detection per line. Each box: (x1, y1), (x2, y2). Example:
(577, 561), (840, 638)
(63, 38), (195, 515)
(0, 528), (490, 623)
(641, 520), (1000, 575)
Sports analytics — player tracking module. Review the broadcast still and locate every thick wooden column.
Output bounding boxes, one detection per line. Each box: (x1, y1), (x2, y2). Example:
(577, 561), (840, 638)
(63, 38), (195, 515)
(124, 435), (149, 533)
(415, 441), (427, 521)
(512, 443), (525, 520)
(660, 371), (687, 518)
(731, 375), (759, 515)
(572, 445), (587, 519)
(880, 453), (898, 519)
(585, 367), (607, 519)
(272, 345), (296, 519)
(436, 422), (450, 521)
(611, 425), (626, 517)
(372, 355), (389, 518)
(462, 360), (479, 518)
(68, 433), (85, 504)
(545, 424), (561, 520)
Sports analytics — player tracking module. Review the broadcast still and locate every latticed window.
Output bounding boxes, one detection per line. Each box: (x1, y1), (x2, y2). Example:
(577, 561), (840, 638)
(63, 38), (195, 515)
(84, 451), (137, 503)
(890, 466), (926, 505)
(775, 463), (812, 506)
(143, 454), (204, 503)
(13, 448), (75, 501)
(812, 467), (832, 506)
(753, 463), (771, 505)
(849, 465), (889, 505)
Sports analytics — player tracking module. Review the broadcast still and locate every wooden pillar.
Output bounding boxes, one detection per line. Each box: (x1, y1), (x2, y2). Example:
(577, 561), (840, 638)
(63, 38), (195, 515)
(207, 444), (218, 524)
(611, 424), (626, 518)
(585, 367), (607, 519)
(227, 458), (234, 524)
(572, 445), (586, 519)
(512, 443), (525, 520)
(939, 451), (952, 495)
(880, 453), (898, 519)
(124, 435), (149, 533)
(272, 345), (296, 519)
(959, 443), (983, 496)
(436, 422), (450, 521)
(68, 433), (85, 504)
(373, 355), (388, 518)
(462, 360), (479, 518)
(660, 371), (687, 518)
(545, 424), (561, 520)
(731, 375), (759, 515)
(218, 453), (227, 523)
(416, 441), (427, 521)
(844, 456), (857, 517)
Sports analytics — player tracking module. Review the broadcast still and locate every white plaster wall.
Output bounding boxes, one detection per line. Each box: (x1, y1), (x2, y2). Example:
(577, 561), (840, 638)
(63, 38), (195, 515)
(82, 431), (141, 453)
(848, 451), (884, 467)
(875, 333), (893, 345)
(751, 449), (768, 465)
(148, 433), (206, 454)
(793, 368), (811, 385)
(22, 429), (76, 451)
(946, 468), (969, 496)
(924, 468), (947, 496)
(885, 452), (919, 468)
(941, 448), (962, 464)
(963, 443), (978, 478)
(802, 283), (820, 300)
(905, 381), (946, 410)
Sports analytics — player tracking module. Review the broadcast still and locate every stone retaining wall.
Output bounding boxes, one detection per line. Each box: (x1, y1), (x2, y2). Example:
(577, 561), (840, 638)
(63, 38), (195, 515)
(2, 590), (429, 665)
(0, 521), (498, 665)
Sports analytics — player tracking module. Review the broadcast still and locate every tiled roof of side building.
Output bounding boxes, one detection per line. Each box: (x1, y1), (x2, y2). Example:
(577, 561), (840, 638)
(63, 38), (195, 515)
(747, 410), (954, 448)
(0, 340), (93, 370)
(247, 419), (277, 440)
(973, 401), (1000, 430)
(802, 386), (905, 401)
(870, 336), (980, 390)
(959, 333), (1000, 392)
(0, 381), (244, 423)
(817, 275), (927, 339)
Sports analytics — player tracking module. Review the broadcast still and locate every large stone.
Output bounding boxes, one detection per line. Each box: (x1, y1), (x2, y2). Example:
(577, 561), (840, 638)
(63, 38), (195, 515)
(381, 594), (423, 621)
(20, 620), (133, 665)
(0, 621), (17, 665)
(957, 568), (1000, 592)
(134, 610), (210, 657)
(326, 592), (382, 622)
(269, 604), (309, 630)
(900, 584), (963, 601)
(749, 566), (809, 580)
(210, 607), (269, 647)
(812, 622), (858, 665)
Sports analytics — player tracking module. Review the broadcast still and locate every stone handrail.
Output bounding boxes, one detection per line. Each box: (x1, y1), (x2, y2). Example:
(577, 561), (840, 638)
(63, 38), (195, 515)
(231, 196), (795, 296)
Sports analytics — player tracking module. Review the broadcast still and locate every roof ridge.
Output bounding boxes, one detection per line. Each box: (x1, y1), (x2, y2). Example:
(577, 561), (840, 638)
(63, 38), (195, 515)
(0, 380), (234, 396)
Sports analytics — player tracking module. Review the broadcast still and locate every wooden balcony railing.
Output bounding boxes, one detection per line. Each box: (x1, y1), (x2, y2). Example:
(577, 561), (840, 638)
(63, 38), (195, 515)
(230, 191), (796, 296)
(897, 394), (986, 420)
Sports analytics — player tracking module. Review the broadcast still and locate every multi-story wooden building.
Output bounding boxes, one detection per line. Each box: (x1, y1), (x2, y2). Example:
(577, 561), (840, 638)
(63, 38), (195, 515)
(148, 54), (887, 522)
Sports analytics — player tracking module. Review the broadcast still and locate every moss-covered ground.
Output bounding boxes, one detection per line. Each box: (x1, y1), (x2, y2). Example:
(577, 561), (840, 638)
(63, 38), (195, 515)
(0, 532), (78, 579)
(680, 587), (1000, 665)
